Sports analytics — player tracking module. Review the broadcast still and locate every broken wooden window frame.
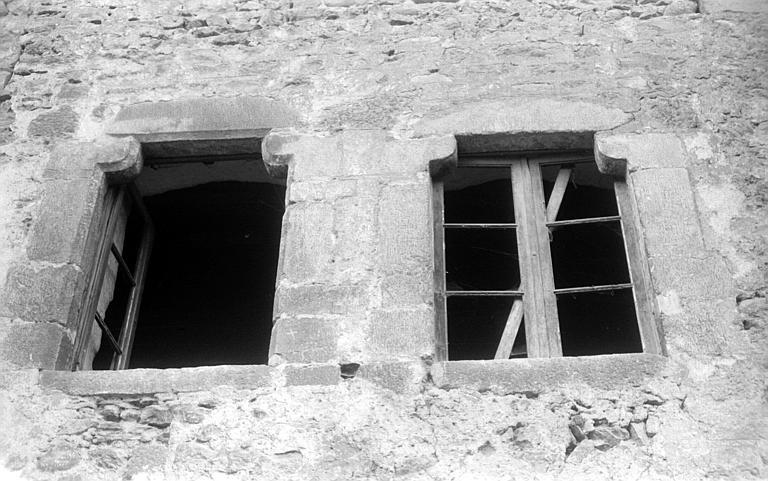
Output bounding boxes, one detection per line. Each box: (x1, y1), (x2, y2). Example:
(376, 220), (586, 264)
(433, 151), (661, 361)
(72, 182), (154, 371)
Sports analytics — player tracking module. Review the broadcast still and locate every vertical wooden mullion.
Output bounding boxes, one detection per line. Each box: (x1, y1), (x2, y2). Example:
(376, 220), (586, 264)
(113, 184), (154, 370)
(528, 160), (563, 356)
(614, 178), (662, 355)
(512, 160), (561, 357)
(433, 181), (449, 361)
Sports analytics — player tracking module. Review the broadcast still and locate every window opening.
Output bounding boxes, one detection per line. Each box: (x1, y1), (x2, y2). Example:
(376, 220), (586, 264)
(436, 153), (649, 360)
(79, 159), (285, 370)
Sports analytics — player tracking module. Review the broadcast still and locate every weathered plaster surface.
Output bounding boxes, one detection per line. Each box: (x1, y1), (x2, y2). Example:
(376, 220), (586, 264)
(0, 0), (766, 479)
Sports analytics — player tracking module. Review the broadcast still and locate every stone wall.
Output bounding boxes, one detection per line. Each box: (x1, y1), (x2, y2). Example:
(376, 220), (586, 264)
(0, 0), (766, 479)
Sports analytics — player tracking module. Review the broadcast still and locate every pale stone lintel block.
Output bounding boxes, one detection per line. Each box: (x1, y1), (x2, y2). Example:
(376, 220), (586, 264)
(44, 136), (142, 183)
(414, 99), (632, 153)
(262, 129), (457, 179)
(594, 132), (687, 177)
(700, 0), (768, 13)
(106, 96), (300, 144)
(432, 354), (668, 394)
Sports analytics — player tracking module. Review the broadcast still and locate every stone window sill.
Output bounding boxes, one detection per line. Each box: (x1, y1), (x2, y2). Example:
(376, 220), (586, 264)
(0, 353), (670, 396)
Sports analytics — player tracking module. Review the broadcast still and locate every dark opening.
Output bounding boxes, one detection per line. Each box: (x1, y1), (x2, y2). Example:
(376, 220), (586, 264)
(442, 159), (642, 361)
(540, 162), (641, 356)
(447, 296), (526, 360)
(100, 181), (285, 368)
(443, 167), (523, 360)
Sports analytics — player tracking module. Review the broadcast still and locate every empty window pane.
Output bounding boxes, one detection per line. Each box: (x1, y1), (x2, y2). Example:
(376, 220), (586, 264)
(541, 162), (618, 221)
(549, 221), (631, 289)
(447, 296), (526, 360)
(557, 289), (642, 356)
(445, 229), (520, 291)
(444, 167), (514, 223)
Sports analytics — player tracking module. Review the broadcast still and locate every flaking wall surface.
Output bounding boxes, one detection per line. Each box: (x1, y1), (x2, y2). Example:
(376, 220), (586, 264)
(0, 0), (766, 479)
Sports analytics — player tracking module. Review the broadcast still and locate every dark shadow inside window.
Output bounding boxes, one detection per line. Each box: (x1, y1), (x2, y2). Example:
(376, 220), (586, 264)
(99, 181), (285, 368)
(557, 289), (642, 356)
(447, 296), (526, 360)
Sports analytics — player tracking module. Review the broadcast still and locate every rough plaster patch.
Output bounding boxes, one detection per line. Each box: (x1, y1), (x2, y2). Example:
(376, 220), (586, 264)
(696, 183), (744, 236)
(695, 182), (755, 279)
(683, 132), (714, 161)
(657, 291), (684, 316)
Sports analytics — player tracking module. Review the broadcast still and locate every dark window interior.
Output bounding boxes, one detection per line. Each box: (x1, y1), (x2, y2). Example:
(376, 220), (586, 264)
(442, 160), (642, 360)
(94, 181), (284, 369)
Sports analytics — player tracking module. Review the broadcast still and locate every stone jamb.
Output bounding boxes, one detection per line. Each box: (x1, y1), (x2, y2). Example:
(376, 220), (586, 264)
(594, 132), (737, 359)
(0, 136), (143, 370)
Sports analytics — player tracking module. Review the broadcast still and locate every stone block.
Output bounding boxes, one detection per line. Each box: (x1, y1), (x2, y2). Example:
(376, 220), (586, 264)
(0, 321), (69, 370)
(377, 181), (433, 275)
(358, 361), (427, 393)
(39, 364), (273, 395)
(107, 96), (300, 144)
(264, 129), (456, 179)
(700, 0), (768, 13)
(0, 368), (39, 392)
(414, 99), (631, 153)
(280, 202), (335, 283)
(27, 179), (100, 264)
(366, 309), (434, 360)
(275, 283), (369, 316)
(1, 263), (81, 325)
(431, 354), (667, 393)
(595, 132), (687, 176)
(649, 255), (735, 300)
(630, 168), (704, 256)
(332, 192), (377, 274)
(381, 272), (433, 310)
(269, 317), (339, 363)
(28, 106), (79, 138)
(283, 364), (340, 386)
(660, 298), (736, 357)
(288, 178), (358, 203)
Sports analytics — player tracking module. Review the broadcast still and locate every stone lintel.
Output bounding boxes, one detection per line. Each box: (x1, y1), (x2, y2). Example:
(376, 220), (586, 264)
(413, 99), (632, 154)
(431, 354), (668, 394)
(262, 129), (457, 178)
(106, 96), (300, 146)
(594, 132), (688, 177)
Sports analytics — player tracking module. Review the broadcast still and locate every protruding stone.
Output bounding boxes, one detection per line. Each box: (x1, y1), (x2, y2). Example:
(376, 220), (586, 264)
(28, 106), (79, 138)
(140, 406), (172, 428)
(37, 445), (80, 472)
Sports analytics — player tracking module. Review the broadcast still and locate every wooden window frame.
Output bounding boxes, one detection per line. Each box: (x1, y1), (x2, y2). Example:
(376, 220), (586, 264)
(433, 151), (661, 360)
(73, 182), (154, 370)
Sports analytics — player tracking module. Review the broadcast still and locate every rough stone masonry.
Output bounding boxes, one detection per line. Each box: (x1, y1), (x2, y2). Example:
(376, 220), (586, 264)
(0, 0), (767, 479)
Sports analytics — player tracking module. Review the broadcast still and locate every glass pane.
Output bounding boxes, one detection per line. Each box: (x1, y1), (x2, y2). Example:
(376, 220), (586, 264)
(444, 167), (514, 223)
(445, 229), (520, 291)
(556, 289), (641, 356)
(448, 296), (526, 360)
(549, 221), (630, 289)
(541, 162), (618, 221)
